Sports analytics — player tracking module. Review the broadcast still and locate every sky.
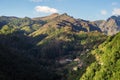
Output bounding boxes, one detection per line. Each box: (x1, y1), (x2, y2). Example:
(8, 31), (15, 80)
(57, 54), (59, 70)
(0, 0), (120, 21)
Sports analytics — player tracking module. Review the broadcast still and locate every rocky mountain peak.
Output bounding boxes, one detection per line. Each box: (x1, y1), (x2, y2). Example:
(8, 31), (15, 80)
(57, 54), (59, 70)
(107, 15), (120, 21)
(96, 15), (120, 35)
(50, 13), (59, 16)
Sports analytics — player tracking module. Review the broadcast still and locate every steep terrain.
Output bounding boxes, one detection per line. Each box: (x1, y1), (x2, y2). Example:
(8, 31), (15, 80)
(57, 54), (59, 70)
(94, 16), (120, 35)
(0, 32), (60, 80)
(0, 16), (45, 34)
(30, 13), (101, 39)
(80, 32), (120, 80)
(0, 13), (120, 80)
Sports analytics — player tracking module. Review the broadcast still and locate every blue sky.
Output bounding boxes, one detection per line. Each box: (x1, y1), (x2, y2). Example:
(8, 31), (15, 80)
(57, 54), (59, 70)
(0, 0), (120, 20)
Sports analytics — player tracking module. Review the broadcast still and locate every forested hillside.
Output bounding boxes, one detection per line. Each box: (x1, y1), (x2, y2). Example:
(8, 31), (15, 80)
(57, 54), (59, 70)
(80, 32), (120, 80)
(0, 13), (120, 80)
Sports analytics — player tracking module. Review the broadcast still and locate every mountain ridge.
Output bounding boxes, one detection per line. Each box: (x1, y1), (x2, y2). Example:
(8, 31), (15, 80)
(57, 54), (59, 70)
(1, 13), (120, 35)
(0, 13), (120, 80)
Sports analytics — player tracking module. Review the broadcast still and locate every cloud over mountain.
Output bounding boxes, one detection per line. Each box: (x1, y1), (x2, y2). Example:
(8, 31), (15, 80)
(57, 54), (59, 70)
(31, 0), (43, 2)
(101, 10), (107, 15)
(112, 8), (120, 15)
(35, 6), (58, 13)
(112, 2), (118, 6)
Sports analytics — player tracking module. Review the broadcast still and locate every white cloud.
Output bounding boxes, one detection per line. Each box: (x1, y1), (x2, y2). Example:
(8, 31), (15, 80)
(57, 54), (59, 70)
(31, 0), (43, 2)
(112, 2), (118, 6)
(101, 10), (107, 15)
(35, 6), (58, 13)
(112, 8), (120, 15)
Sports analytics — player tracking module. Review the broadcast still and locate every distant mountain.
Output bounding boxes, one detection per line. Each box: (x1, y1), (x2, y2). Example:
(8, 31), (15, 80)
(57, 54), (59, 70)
(30, 13), (101, 37)
(94, 15), (120, 35)
(93, 20), (105, 27)
(0, 16), (18, 28)
(0, 16), (45, 34)
(33, 14), (120, 36)
(1, 14), (120, 36)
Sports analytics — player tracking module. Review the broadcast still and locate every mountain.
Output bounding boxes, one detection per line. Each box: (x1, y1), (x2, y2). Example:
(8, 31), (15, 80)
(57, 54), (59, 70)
(0, 16), (18, 28)
(33, 13), (60, 21)
(30, 13), (101, 37)
(80, 32), (120, 80)
(0, 13), (120, 80)
(94, 16), (120, 35)
(1, 14), (120, 36)
(0, 16), (45, 34)
(0, 32), (60, 80)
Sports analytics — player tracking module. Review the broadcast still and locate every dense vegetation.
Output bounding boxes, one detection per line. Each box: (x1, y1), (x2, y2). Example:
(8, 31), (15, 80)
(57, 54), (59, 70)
(0, 31), (61, 80)
(80, 32), (120, 80)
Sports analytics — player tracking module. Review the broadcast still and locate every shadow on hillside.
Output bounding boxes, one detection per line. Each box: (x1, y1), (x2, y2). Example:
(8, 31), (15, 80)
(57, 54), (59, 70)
(0, 31), (104, 80)
(0, 31), (61, 80)
(76, 38), (106, 80)
(31, 34), (48, 45)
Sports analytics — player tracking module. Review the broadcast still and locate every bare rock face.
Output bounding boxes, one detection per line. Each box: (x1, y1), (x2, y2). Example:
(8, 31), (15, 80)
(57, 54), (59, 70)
(98, 16), (120, 35)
